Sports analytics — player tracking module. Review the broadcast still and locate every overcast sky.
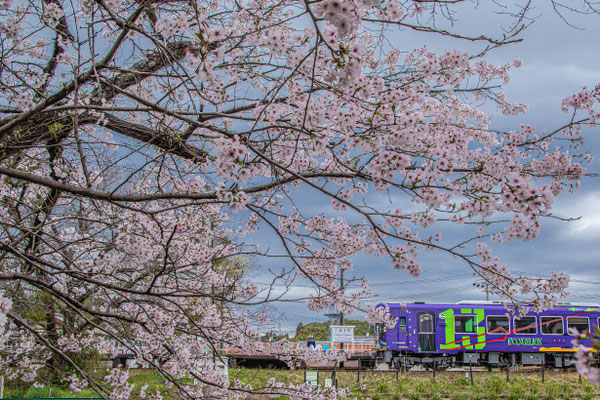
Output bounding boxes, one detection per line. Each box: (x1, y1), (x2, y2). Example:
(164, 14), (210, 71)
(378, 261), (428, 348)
(253, 2), (600, 334)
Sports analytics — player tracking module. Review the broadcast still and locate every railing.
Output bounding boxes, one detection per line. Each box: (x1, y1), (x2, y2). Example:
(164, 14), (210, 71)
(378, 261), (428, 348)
(320, 342), (375, 352)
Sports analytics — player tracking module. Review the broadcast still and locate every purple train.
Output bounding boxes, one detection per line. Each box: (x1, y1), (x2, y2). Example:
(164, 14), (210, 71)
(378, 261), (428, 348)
(375, 301), (600, 368)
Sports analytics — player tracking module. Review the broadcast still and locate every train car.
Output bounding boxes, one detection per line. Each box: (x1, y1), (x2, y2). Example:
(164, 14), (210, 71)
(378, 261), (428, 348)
(375, 300), (600, 368)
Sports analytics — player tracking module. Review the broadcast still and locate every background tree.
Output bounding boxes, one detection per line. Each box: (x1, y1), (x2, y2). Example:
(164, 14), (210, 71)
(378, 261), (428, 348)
(0, 0), (599, 398)
(294, 319), (374, 342)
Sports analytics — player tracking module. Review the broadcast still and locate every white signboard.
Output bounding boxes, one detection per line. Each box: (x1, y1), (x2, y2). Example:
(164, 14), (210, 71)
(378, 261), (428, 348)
(329, 325), (355, 343)
(304, 370), (319, 386)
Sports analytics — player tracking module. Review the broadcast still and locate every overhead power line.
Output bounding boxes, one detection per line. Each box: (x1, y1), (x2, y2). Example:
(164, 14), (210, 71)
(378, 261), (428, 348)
(512, 270), (600, 285)
(255, 273), (477, 289)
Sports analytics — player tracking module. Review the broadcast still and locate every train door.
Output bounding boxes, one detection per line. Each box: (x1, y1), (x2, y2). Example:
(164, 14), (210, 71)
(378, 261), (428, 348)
(418, 312), (436, 352)
(395, 315), (408, 348)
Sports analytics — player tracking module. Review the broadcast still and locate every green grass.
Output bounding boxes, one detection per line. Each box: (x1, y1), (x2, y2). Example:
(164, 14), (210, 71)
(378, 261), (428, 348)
(228, 368), (600, 400)
(4, 370), (179, 400)
(5, 368), (600, 400)
(4, 385), (99, 399)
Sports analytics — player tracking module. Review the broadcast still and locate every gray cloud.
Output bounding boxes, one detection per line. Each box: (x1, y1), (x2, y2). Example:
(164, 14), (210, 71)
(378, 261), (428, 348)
(256, 3), (600, 334)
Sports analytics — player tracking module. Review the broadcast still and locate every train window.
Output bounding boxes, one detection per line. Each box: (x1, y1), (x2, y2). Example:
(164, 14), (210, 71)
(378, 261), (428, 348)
(514, 316), (537, 335)
(567, 317), (590, 334)
(398, 317), (407, 332)
(419, 313), (434, 334)
(541, 316), (564, 335)
(487, 316), (509, 334)
(455, 315), (477, 334)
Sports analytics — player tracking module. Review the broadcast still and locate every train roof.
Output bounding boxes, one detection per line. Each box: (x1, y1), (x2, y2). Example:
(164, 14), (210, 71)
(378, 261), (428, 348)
(380, 300), (600, 308)
(456, 300), (600, 307)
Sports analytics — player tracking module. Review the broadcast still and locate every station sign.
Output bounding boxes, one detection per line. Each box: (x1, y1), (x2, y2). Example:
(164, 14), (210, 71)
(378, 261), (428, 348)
(329, 325), (355, 343)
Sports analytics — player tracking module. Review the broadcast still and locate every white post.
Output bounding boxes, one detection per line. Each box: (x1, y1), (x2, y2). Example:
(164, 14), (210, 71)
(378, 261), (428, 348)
(0, 375), (4, 399)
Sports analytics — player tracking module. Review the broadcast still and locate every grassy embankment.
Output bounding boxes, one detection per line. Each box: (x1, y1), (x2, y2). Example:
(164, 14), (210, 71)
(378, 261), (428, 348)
(5, 368), (600, 400)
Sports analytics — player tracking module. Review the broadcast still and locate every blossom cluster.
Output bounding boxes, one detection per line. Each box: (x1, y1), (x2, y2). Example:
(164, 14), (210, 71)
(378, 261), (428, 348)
(572, 329), (600, 387)
(43, 2), (64, 27)
(562, 85), (600, 122)
(156, 14), (190, 37)
(313, 0), (362, 37)
(0, 16), (20, 39)
(365, 304), (398, 328)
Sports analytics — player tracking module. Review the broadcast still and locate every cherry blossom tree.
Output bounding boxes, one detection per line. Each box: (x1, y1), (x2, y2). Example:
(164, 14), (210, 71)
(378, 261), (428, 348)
(0, 0), (599, 397)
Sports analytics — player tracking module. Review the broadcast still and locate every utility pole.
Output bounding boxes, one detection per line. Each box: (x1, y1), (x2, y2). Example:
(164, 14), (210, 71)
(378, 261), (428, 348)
(339, 268), (344, 327)
(339, 268), (344, 368)
(485, 283), (490, 301)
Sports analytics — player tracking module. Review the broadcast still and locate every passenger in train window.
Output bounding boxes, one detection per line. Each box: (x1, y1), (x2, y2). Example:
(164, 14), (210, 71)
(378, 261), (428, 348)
(567, 317), (590, 334)
(541, 317), (564, 335)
